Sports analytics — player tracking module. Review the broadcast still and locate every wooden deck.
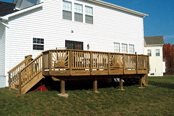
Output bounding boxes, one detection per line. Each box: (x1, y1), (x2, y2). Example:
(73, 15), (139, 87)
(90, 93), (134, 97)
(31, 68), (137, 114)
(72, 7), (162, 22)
(43, 49), (149, 76)
(8, 49), (149, 95)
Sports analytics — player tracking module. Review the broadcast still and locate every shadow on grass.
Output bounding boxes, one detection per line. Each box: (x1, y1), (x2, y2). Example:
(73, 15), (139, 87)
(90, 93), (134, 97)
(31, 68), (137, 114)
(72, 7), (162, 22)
(149, 81), (174, 89)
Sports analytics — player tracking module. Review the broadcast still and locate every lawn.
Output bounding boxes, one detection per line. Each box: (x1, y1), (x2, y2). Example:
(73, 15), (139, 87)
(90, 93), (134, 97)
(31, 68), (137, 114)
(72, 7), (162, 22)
(0, 76), (174, 116)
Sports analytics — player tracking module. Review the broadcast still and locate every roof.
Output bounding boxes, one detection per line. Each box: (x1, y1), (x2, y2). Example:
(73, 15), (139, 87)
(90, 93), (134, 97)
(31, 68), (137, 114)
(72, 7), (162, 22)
(144, 36), (164, 45)
(85, 0), (148, 17)
(0, 1), (17, 16)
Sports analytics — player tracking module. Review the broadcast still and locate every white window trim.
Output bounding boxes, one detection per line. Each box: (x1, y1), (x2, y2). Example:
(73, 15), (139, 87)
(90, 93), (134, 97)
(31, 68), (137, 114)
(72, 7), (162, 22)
(33, 37), (44, 50)
(147, 49), (151, 56)
(129, 44), (134, 54)
(114, 42), (120, 53)
(122, 43), (128, 53)
(156, 49), (160, 56)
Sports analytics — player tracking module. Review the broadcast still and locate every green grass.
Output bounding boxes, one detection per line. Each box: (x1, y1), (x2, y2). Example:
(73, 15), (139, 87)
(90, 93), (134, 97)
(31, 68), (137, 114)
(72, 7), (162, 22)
(0, 76), (174, 116)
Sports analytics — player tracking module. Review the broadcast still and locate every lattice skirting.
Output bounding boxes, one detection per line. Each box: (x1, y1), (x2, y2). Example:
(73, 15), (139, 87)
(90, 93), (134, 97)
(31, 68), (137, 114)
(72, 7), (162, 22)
(0, 76), (6, 88)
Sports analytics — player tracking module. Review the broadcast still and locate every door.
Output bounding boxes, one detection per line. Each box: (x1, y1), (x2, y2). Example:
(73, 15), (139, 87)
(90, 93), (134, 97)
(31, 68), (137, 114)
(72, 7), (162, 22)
(65, 40), (83, 50)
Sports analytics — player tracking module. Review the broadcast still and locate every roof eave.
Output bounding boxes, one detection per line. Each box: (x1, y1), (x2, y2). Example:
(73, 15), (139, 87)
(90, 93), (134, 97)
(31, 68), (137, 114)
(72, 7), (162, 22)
(1, 3), (43, 21)
(86, 0), (148, 17)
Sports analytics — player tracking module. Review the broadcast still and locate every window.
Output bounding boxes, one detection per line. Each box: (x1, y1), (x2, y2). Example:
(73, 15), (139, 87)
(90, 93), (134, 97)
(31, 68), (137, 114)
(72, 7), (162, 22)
(147, 49), (151, 56)
(122, 43), (127, 53)
(156, 49), (160, 56)
(114, 42), (120, 52)
(85, 6), (93, 24)
(33, 38), (44, 50)
(74, 3), (83, 22)
(129, 44), (134, 54)
(63, 0), (72, 20)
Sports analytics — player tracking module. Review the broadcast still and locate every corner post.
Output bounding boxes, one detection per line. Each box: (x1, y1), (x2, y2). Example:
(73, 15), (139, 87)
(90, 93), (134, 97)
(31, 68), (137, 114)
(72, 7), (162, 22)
(49, 51), (52, 75)
(90, 51), (93, 75)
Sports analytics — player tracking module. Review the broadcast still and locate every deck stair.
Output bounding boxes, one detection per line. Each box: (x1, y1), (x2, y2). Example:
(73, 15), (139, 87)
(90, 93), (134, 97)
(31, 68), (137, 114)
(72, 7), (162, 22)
(8, 54), (44, 94)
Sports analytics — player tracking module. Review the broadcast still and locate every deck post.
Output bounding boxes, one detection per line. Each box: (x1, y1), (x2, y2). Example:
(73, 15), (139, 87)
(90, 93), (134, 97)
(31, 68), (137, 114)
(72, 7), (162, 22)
(69, 50), (72, 76)
(118, 77), (125, 90)
(136, 55), (138, 74)
(19, 72), (21, 94)
(90, 52), (93, 75)
(138, 75), (144, 89)
(93, 77), (100, 93)
(108, 53), (110, 75)
(57, 78), (69, 98)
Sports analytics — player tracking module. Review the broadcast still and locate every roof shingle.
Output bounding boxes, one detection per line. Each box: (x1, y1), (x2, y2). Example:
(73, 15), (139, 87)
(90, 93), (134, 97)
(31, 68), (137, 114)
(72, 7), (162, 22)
(0, 1), (16, 17)
(144, 36), (164, 45)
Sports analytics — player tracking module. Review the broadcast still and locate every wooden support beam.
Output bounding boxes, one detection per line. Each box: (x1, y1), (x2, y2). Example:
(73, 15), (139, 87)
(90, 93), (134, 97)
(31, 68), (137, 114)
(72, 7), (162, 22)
(19, 72), (21, 94)
(136, 55), (138, 74)
(69, 50), (72, 75)
(138, 75), (144, 89)
(9, 74), (11, 90)
(118, 77), (125, 90)
(93, 77), (100, 93)
(123, 54), (125, 74)
(57, 78), (69, 98)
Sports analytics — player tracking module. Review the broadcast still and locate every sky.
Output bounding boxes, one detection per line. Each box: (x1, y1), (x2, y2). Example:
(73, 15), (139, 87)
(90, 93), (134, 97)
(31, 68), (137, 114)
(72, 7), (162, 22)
(1, 0), (174, 44)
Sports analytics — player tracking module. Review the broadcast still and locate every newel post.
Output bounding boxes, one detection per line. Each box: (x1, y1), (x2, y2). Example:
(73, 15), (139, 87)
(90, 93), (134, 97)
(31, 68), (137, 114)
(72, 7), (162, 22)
(123, 54), (125, 74)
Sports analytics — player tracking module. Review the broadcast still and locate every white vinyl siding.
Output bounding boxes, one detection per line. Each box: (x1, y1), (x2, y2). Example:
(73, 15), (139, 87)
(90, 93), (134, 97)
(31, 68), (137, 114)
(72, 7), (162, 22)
(5, 0), (144, 86)
(0, 24), (6, 87)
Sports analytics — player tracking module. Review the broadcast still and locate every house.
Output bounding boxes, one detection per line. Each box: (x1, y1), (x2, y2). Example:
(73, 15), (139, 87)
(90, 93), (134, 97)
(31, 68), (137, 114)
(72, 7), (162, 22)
(144, 36), (165, 76)
(0, 0), (148, 88)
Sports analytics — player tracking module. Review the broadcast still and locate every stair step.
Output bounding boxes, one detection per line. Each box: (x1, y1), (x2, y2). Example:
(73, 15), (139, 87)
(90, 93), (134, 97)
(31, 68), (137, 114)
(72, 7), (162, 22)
(11, 87), (19, 91)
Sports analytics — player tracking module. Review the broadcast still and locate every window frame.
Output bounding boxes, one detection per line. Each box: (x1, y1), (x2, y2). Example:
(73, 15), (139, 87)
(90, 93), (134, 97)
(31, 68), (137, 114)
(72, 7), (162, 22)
(33, 38), (44, 50)
(122, 43), (128, 53)
(74, 3), (83, 22)
(85, 5), (93, 24)
(114, 42), (120, 53)
(147, 49), (151, 56)
(62, 0), (72, 20)
(129, 44), (134, 54)
(156, 49), (160, 56)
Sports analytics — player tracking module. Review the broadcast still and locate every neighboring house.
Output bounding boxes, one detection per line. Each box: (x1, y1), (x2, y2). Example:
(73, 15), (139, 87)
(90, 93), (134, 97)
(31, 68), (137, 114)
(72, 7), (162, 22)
(0, 0), (148, 87)
(144, 36), (165, 76)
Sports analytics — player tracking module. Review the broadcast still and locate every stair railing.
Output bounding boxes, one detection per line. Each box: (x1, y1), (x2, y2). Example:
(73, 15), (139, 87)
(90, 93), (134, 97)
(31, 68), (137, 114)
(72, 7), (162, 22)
(8, 55), (32, 88)
(18, 53), (43, 94)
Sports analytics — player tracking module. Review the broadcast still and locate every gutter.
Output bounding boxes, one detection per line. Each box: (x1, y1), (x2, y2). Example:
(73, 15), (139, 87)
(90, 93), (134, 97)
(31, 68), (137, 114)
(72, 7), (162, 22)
(0, 19), (9, 28)
(86, 0), (148, 17)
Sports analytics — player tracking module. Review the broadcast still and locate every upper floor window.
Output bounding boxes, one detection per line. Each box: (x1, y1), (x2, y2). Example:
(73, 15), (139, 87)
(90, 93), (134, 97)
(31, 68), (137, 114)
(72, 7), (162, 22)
(122, 43), (127, 53)
(114, 42), (120, 53)
(147, 49), (151, 56)
(33, 38), (44, 50)
(129, 44), (134, 54)
(156, 49), (160, 56)
(63, 0), (72, 20)
(85, 6), (93, 24)
(74, 3), (83, 22)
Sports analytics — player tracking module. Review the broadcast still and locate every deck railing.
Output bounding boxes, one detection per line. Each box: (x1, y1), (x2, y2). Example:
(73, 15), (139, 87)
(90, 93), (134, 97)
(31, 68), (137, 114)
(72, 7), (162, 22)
(43, 49), (149, 76)
(8, 55), (32, 88)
